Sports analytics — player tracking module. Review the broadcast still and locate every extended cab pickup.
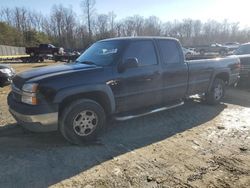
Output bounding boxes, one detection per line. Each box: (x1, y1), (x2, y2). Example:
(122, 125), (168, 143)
(8, 37), (240, 144)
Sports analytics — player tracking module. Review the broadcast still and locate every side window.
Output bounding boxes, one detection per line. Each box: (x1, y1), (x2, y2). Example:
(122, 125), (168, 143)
(123, 40), (157, 66)
(157, 40), (181, 64)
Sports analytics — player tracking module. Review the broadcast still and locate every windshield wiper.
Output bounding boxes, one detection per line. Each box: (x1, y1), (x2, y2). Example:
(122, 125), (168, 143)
(75, 60), (96, 65)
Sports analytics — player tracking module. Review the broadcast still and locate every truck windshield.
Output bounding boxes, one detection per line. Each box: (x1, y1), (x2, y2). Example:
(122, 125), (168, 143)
(75, 41), (124, 66)
(234, 44), (250, 55)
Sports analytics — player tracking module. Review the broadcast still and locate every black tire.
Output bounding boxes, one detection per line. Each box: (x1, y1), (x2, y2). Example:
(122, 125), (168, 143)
(59, 99), (106, 145)
(39, 57), (44, 62)
(0, 81), (4, 87)
(219, 50), (227, 56)
(200, 50), (205, 56)
(205, 78), (225, 105)
(185, 52), (192, 59)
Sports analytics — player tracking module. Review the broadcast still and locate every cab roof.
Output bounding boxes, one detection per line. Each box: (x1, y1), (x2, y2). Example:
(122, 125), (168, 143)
(99, 36), (179, 42)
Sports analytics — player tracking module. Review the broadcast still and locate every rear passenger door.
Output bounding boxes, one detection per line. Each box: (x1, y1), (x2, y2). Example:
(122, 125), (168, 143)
(156, 39), (188, 103)
(113, 40), (162, 112)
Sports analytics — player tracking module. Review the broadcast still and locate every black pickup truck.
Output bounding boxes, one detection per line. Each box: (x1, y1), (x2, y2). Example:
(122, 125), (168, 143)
(26, 44), (61, 56)
(8, 37), (240, 144)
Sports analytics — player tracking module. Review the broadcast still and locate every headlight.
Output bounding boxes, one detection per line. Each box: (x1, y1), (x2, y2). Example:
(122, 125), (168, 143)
(21, 83), (38, 105)
(22, 83), (38, 93)
(0, 68), (12, 74)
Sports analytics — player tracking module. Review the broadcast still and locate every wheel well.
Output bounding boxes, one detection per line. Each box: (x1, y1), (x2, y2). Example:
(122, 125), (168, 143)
(215, 72), (229, 84)
(59, 91), (112, 116)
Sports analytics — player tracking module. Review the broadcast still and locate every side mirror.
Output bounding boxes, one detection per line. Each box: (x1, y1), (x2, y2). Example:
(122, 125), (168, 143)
(119, 57), (139, 72)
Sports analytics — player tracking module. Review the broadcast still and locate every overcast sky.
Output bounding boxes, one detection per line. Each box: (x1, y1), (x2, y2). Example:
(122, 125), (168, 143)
(1, 0), (250, 28)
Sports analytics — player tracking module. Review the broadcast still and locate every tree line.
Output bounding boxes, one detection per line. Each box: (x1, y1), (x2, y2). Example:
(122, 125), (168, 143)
(1, 0), (250, 50)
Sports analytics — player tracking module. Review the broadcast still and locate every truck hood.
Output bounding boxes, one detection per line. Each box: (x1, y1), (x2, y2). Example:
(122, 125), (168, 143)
(13, 63), (100, 88)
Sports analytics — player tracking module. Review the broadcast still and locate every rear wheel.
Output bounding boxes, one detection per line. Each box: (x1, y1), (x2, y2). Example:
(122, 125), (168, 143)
(200, 50), (205, 56)
(0, 80), (4, 87)
(59, 99), (106, 144)
(205, 78), (225, 105)
(186, 52), (192, 59)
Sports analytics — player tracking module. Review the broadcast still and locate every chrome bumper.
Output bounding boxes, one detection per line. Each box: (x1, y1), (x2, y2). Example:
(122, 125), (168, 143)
(9, 109), (58, 132)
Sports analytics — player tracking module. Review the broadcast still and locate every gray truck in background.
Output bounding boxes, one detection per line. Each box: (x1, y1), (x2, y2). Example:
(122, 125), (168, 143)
(195, 43), (229, 55)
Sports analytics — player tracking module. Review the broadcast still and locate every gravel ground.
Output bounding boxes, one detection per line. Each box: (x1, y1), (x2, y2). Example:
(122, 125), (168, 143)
(0, 63), (249, 188)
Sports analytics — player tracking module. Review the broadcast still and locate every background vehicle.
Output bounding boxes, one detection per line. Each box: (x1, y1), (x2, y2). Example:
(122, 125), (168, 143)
(8, 37), (240, 144)
(54, 50), (81, 63)
(234, 43), (250, 55)
(26, 44), (62, 57)
(23, 44), (64, 62)
(223, 42), (240, 51)
(195, 43), (229, 55)
(233, 43), (250, 85)
(182, 47), (196, 59)
(0, 64), (15, 87)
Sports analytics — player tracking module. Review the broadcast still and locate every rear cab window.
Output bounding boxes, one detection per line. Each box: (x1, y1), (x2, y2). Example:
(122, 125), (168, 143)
(157, 39), (183, 64)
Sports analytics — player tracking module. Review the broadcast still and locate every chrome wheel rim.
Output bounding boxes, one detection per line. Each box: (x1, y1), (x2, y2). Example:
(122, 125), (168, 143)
(214, 84), (223, 100)
(73, 110), (98, 136)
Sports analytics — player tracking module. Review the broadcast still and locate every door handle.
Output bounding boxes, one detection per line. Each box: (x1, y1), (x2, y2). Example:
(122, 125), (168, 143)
(144, 71), (160, 81)
(153, 71), (160, 76)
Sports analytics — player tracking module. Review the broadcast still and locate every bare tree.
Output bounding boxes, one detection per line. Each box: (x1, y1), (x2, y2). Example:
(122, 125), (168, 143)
(143, 16), (162, 36)
(48, 5), (77, 48)
(81, 0), (95, 38)
(29, 11), (44, 31)
(0, 7), (14, 26)
(2, 5), (250, 49)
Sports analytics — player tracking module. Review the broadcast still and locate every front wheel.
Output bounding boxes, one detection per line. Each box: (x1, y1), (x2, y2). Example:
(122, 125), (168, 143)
(205, 78), (225, 105)
(220, 50), (227, 56)
(59, 99), (106, 144)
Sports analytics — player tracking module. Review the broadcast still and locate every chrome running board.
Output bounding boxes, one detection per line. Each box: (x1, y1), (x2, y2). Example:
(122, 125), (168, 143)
(115, 101), (184, 121)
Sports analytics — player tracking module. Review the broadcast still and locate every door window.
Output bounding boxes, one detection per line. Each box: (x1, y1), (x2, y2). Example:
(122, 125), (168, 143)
(123, 40), (158, 66)
(157, 40), (181, 64)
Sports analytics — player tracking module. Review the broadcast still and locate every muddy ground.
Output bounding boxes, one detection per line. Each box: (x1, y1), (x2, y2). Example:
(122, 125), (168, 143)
(0, 62), (249, 188)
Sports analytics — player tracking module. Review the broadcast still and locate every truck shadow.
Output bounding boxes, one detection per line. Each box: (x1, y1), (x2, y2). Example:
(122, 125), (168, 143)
(0, 100), (226, 187)
(222, 87), (250, 107)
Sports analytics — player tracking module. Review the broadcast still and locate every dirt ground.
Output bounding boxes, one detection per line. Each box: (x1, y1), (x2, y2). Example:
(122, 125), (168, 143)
(0, 62), (249, 188)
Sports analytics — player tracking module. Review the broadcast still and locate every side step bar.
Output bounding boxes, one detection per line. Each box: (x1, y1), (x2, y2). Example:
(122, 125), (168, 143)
(115, 101), (184, 121)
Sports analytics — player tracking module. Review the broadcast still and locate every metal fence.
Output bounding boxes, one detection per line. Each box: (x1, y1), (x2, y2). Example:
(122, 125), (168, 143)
(0, 45), (26, 56)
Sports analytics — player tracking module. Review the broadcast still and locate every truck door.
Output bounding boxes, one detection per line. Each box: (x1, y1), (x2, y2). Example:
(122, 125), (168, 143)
(112, 40), (162, 112)
(156, 39), (188, 103)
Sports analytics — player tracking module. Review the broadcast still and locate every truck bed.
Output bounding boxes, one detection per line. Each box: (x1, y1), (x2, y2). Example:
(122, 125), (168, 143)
(187, 56), (240, 95)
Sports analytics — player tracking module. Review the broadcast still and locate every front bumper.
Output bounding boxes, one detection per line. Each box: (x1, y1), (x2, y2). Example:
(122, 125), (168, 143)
(9, 109), (58, 132)
(8, 93), (58, 132)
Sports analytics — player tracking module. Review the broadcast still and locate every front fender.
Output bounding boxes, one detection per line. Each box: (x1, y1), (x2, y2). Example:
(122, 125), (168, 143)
(53, 84), (116, 113)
